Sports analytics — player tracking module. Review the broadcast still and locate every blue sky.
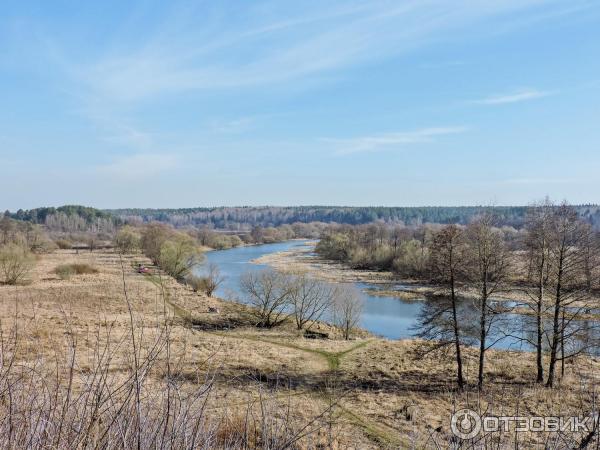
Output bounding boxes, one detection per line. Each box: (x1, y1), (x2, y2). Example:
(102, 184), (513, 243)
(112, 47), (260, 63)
(1, 0), (599, 210)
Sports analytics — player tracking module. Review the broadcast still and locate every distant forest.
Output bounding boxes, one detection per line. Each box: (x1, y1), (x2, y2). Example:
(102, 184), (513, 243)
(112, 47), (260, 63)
(10, 205), (114, 224)
(107, 205), (600, 230)
(7, 205), (120, 233)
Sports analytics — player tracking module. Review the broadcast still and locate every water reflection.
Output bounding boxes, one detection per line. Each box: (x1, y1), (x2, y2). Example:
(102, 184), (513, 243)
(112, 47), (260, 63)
(200, 240), (600, 353)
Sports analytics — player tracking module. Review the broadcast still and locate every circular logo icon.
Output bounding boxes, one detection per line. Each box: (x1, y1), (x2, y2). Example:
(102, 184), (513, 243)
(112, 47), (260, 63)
(451, 409), (482, 439)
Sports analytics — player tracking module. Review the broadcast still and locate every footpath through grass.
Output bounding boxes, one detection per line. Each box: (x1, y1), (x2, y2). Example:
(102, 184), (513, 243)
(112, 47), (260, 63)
(143, 272), (402, 447)
(253, 337), (371, 371)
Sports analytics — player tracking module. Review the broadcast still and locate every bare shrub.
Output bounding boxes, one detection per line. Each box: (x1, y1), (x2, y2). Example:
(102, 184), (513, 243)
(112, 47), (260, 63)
(288, 273), (334, 330)
(240, 270), (295, 327)
(0, 243), (35, 285)
(54, 263), (98, 279)
(331, 284), (364, 340)
(185, 274), (205, 293)
(54, 264), (75, 279)
(187, 264), (224, 297)
(54, 238), (73, 249)
(200, 263), (224, 296)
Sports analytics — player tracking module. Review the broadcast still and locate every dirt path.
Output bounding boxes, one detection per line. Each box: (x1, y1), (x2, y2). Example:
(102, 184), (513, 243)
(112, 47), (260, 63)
(144, 274), (402, 447)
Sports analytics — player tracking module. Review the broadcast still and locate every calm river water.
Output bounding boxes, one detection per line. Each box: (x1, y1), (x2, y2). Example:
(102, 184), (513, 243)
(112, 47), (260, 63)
(198, 240), (598, 352)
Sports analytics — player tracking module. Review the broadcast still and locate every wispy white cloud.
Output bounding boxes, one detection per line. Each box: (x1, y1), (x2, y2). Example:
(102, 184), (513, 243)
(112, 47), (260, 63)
(97, 153), (179, 180)
(15, 0), (582, 164)
(63, 0), (583, 103)
(474, 88), (554, 105)
(326, 126), (468, 155)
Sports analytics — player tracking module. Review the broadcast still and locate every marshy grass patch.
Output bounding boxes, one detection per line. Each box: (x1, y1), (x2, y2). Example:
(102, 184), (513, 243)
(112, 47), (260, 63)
(54, 263), (99, 280)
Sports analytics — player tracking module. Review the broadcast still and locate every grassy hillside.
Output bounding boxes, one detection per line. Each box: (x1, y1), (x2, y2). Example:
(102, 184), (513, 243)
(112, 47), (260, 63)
(1, 248), (599, 447)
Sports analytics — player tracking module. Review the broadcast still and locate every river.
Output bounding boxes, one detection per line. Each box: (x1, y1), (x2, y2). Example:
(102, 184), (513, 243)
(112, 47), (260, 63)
(198, 240), (598, 352)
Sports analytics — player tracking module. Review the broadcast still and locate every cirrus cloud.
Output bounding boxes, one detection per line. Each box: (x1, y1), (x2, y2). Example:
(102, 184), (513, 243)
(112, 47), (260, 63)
(473, 88), (554, 105)
(325, 126), (468, 155)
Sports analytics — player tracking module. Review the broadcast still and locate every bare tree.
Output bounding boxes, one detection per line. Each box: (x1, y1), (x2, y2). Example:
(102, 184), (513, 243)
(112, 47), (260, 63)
(545, 203), (596, 387)
(581, 224), (599, 292)
(87, 233), (97, 253)
(140, 223), (172, 264)
(467, 213), (511, 389)
(331, 285), (364, 340)
(240, 270), (295, 327)
(523, 198), (554, 383)
(0, 216), (16, 245)
(417, 224), (468, 390)
(390, 225), (406, 256)
(289, 273), (334, 331)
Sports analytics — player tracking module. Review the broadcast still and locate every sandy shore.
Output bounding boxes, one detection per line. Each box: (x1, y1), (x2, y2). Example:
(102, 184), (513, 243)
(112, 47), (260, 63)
(252, 241), (392, 283)
(252, 242), (447, 300)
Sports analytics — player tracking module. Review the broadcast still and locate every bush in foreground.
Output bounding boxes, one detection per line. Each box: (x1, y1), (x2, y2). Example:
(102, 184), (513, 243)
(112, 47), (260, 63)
(0, 243), (35, 285)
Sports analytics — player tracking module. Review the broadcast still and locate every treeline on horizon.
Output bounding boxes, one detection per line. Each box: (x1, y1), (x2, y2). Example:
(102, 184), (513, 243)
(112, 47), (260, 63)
(107, 205), (600, 230)
(7, 205), (120, 231)
(2, 205), (328, 252)
(7, 204), (600, 232)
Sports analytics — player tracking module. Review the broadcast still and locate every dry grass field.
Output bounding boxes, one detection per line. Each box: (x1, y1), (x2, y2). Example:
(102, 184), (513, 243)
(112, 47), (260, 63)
(1, 249), (600, 448)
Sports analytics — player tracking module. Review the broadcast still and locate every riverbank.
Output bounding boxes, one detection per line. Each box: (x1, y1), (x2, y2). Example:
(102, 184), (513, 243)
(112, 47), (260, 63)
(2, 248), (600, 447)
(252, 242), (474, 302)
(203, 237), (312, 253)
(253, 241), (398, 283)
(253, 242), (600, 317)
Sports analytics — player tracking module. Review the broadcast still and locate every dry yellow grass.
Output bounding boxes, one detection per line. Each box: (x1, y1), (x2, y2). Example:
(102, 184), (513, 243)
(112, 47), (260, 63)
(1, 248), (599, 448)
